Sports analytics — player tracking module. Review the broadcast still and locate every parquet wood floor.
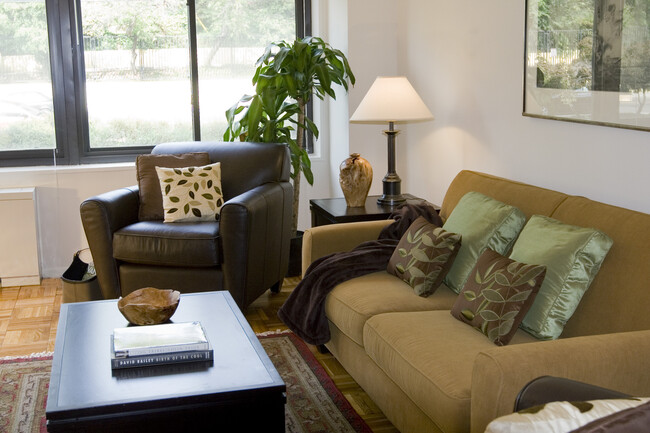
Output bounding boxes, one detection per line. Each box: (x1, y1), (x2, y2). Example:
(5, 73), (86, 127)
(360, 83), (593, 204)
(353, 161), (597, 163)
(0, 277), (398, 433)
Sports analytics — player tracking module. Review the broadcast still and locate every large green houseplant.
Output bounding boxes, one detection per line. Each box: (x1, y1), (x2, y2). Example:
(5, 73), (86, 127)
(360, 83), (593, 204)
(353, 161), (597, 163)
(224, 36), (355, 234)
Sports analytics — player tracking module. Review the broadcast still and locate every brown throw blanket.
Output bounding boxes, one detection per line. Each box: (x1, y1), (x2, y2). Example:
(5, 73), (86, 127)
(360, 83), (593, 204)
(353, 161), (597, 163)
(278, 201), (442, 345)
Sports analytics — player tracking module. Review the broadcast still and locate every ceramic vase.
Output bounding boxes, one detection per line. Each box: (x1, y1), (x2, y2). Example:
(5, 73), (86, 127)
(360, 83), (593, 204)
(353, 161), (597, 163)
(339, 153), (373, 207)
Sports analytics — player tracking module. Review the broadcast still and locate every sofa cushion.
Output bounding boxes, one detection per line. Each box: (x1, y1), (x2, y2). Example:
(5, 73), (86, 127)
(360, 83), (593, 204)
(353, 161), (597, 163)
(387, 216), (462, 297)
(324, 271), (458, 346)
(451, 248), (546, 346)
(510, 215), (613, 340)
(136, 152), (210, 221)
(156, 162), (224, 222)
(442, 191), (527, 293)
(113, 221), (220, 267)
(363, 310), (537, 433)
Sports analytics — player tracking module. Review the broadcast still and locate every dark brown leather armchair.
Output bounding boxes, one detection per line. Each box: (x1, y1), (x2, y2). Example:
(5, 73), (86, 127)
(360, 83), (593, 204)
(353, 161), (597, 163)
(80, 141), (292, 309)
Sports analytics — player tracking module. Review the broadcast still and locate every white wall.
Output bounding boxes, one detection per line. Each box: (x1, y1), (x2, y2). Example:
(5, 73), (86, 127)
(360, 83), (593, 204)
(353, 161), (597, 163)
(0, 164), (136, 278)
(346, 0), (650, 215)
(347, 1), (402, 198)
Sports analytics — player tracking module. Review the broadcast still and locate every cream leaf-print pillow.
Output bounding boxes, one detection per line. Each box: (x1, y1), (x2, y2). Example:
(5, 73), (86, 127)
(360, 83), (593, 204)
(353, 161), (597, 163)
(155, 162), (224, 222)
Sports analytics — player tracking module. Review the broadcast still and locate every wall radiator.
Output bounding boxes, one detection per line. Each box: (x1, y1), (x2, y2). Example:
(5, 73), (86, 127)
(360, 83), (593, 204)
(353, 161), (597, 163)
(0, 187), (41, 287)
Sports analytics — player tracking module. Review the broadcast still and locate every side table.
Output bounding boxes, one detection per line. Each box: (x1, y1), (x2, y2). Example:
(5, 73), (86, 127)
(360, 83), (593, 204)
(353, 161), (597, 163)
(310, 194), (438, 227)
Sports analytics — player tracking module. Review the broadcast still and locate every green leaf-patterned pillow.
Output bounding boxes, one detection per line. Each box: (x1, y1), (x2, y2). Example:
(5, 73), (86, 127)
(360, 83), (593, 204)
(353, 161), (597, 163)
(387, 216), (462, 297)
(451, 248), (546, 346)
(155, 162), (224, 223)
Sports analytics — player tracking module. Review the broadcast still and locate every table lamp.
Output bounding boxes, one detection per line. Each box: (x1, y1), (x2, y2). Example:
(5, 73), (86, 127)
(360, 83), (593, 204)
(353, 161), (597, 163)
(350, 76), (434, 206)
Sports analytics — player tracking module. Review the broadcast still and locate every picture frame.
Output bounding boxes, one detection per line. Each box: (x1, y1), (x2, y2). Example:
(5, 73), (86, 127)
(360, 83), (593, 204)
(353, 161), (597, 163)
(523, 0), (650, 132)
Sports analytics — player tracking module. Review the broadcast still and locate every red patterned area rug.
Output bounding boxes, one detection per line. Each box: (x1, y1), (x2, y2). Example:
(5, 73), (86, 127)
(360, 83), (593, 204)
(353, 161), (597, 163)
(0, 333), (371, 433)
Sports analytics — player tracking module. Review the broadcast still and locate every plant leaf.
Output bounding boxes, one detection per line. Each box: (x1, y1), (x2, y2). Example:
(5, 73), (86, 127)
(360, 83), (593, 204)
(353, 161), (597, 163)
(421, 234), (435, 247)
(461, 309), (475, 321)
(410, 248), (431, 262)
(481, 289), (505, 303)
(463, 290), (477, 302)
(479, 309), (500, 321)
(506, 289), (533, 303)
(494, 272), (511, 286)
(409, 267), (425, 278)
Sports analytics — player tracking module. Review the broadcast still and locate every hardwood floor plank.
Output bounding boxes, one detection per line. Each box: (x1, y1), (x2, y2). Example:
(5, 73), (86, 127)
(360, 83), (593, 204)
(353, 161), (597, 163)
(0, 277), (398, 432)
(0, 287), (20, 299)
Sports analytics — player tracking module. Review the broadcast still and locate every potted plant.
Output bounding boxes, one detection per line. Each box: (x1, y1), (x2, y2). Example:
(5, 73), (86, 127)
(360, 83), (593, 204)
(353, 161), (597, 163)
(224, 36), (355, 238)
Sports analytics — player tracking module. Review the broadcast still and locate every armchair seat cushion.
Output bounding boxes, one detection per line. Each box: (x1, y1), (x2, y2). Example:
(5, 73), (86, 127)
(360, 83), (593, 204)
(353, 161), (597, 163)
(113, 221), (220, 267)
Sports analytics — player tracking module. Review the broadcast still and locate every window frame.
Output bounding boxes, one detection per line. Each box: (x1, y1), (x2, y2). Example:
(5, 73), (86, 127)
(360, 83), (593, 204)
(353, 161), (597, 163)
(1, 0), (311, 167)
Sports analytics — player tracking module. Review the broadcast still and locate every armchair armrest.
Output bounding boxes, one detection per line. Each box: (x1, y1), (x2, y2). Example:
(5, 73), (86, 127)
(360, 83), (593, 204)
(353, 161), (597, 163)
(470, 329), (650, 433)
(80, 186), (140, 299)
(514, 376), (630, 412)
(220, 181), (292, 308)
(301, 220), (393, 276)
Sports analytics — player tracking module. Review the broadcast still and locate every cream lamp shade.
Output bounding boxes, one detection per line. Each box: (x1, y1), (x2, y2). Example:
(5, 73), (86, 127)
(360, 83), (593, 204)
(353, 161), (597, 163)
(350, 76), (434, 122)
(349, 76), (434, 206)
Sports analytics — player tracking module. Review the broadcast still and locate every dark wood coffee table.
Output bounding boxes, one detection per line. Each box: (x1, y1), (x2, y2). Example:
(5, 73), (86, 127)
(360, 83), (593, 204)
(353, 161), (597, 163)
(46, 291), (285, 432)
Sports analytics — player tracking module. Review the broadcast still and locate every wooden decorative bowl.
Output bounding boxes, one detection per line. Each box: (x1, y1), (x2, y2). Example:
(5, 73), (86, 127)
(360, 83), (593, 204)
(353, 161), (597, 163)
(117, 287), (181, 326)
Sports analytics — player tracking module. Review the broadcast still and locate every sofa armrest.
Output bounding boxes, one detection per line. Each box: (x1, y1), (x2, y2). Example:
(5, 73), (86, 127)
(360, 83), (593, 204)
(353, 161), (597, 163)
(470, 329), (650, 433)
(514, 376), (630, 412)
(220, 181), (292, 308)
(301, 219), (393, 276)
(80, 186), (140, 299)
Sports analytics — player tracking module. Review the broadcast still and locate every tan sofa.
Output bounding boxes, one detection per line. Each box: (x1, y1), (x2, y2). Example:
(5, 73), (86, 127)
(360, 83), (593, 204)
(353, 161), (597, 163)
(301, 170), (650, 433)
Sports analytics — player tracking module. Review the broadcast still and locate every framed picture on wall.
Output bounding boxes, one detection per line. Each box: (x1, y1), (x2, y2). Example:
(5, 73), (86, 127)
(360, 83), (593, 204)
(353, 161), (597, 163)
(523, 0), (650, 132)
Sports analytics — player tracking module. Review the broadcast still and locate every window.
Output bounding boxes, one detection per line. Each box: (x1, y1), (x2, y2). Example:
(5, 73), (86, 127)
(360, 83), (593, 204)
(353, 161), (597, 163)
(80, 0), (193, 149)
(0, 0), (309, 166)
(0, 0), (56, 154)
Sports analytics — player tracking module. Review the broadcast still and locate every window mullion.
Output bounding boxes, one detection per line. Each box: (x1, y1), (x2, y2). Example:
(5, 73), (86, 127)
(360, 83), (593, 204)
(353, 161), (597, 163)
(187, 0), (201, 141)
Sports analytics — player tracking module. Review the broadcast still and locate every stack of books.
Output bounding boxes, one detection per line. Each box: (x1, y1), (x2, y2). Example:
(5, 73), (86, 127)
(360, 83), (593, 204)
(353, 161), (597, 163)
(110, 321), (213, 369)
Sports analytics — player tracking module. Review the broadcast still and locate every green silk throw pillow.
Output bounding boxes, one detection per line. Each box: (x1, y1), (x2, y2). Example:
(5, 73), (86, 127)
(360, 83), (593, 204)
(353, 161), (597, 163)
(442, 191), (526, 293)
(387, 216), (462, 297)
(510, 215), (614, 340)
(155, 162), (224, 223)
(451, 248), (546, 346)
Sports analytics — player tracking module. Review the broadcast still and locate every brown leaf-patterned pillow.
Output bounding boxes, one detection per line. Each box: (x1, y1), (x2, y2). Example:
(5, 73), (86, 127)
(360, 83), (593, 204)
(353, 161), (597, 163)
(387, 216), (462, 297)
(451, 248), (546, 346)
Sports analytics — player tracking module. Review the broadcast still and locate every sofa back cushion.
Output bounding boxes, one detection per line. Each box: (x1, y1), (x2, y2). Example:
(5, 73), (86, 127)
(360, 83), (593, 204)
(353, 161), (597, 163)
(440, 171), (569, 222)
(152, 141), (291, 201)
